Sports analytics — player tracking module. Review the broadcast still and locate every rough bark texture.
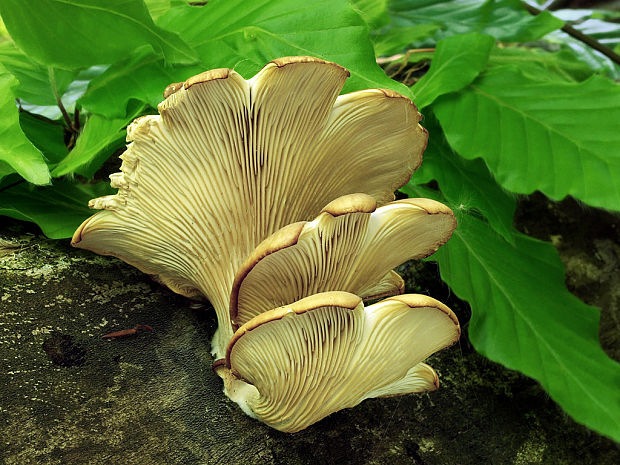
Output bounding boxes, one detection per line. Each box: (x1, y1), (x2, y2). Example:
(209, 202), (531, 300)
(1, 192), (619, 464)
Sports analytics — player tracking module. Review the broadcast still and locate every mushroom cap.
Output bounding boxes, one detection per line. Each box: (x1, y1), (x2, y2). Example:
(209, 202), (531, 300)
(215, 291), (460, 433)
(71, 56), (428, 355)
(230, 193), (456, 329)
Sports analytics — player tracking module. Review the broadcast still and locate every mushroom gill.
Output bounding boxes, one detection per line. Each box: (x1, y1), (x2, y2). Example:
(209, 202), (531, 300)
(71, 56), (427, 356)
(214, 291), (460, 433)
(230, 193), (456, 329)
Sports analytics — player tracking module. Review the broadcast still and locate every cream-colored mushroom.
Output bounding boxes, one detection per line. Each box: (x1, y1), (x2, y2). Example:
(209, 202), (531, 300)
(214, 291), (460, 433)
(71, 56), (427, 356)
(230, 193), (456, 329)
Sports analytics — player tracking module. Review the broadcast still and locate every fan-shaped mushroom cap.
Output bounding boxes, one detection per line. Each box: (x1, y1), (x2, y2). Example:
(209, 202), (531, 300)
(71, 57), (427, 356)
(214, 291), (460, 433)
(230, 193), (456, 329)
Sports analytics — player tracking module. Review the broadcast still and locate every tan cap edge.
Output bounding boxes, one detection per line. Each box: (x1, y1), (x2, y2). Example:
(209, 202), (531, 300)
(226, 291), (362, 367)
(382, 293), (461, 339)
(229, 221), (307, 330)
(269, 56), (350, 77)
(321, 193), (377, 217)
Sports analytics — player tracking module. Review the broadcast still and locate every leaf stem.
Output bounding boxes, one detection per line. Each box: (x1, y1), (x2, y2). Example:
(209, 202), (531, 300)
(381, 48), (435, 80)
(16, 101), (64, 127)
(540, 0), (570, 10)
(48, 67), (78, 135)
(0, 179), (26, 195)
(74, 107), (80, 133)
(522, 2), (620, 66)
(376, 48), (435, 65)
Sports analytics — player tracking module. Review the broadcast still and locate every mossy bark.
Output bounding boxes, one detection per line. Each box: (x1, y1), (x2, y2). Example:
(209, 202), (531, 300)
(1, 196), (619, 465)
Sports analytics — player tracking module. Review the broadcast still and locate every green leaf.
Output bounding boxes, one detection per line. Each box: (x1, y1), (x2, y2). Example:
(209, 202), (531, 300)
(434, 212), (620, 443)
(0, 0), (197, 69)
(543, 10), (620, 79)
(145, 0), (186, 20)
(553, 32), (620, 81)
(0, 161), (16, 183)
(412, 32), (494, 109)
(555, 9), (620, 48)
(59, 65), (111, 116)
(434, 66), (620, 211)
(401, 116), (516, 243)
(52, 110), (140, 178)
(0, 15), (8, 40)
(158, 0), (411, 97)
(19, 112), (68, 165)
(386, 0), (563, 44)
(488, 46), (599, 83)
(80, 47), (202, 118)
(372, 24), (440, 57)
(577, 19), (620, 48)
(0, 42), (75, 106)
(351, 0), (389, 29)
(0, 66), (50, 185)
(0, 180), (113, 239)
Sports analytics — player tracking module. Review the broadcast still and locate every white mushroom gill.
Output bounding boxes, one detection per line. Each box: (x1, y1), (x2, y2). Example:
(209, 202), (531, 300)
(230, 193), (457, 328)
(71, 57), (427, 357)
(215, 291), (460, 433)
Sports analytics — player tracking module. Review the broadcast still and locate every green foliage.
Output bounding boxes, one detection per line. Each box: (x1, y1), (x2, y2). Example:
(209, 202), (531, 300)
(488, 46), (598, 82)
(0, 42), (76, 106)
(407, 116), (516, 243)
(372, 24), (439, 56)
(383, 0), (563, 49)
(433, 66), (620, 211)
(439, 215), (620, 439)
(351, 0), (389, 29)
(51, 111), (139, 178)
(1, 0), (620, 443)
(158, 0), (409, 96)
(79, 47), (202, 118)
(0, 180), (113, 239)
(436, 198), (620, 439)
(144, 0), (186, 20)
(19, 112), (68, 165)
(0, 65), (50, 185)
(0, 0), (197, 68)
(409, 172), (620, 438)
(412, 32), (494, 109)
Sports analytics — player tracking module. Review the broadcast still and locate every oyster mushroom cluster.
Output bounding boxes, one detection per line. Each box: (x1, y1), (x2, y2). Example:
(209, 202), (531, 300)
(72, 56), (460, 433)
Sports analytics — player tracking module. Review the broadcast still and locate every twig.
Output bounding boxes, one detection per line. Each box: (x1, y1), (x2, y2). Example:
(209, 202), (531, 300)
(382, 48), (436, 79)
(73, 107), (80, 133)
(522, 1), (620, 66)
(0, 179), (26, 194)
(48, 68), (77, 134)
(65, 107), (80, 151)
(376, 48), (435, 65)
(66, 133), (77, 152)
(17, 100), (64, 127)
(541, 0), (570, 11)
(402, 62), (429, 87)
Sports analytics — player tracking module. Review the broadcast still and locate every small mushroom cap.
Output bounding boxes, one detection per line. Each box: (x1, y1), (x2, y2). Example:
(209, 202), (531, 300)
(362, 269), (406, 301)
(217, 291), (460, 433)
(230, 194), (456, 328)
(71, 56), (428, 356)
